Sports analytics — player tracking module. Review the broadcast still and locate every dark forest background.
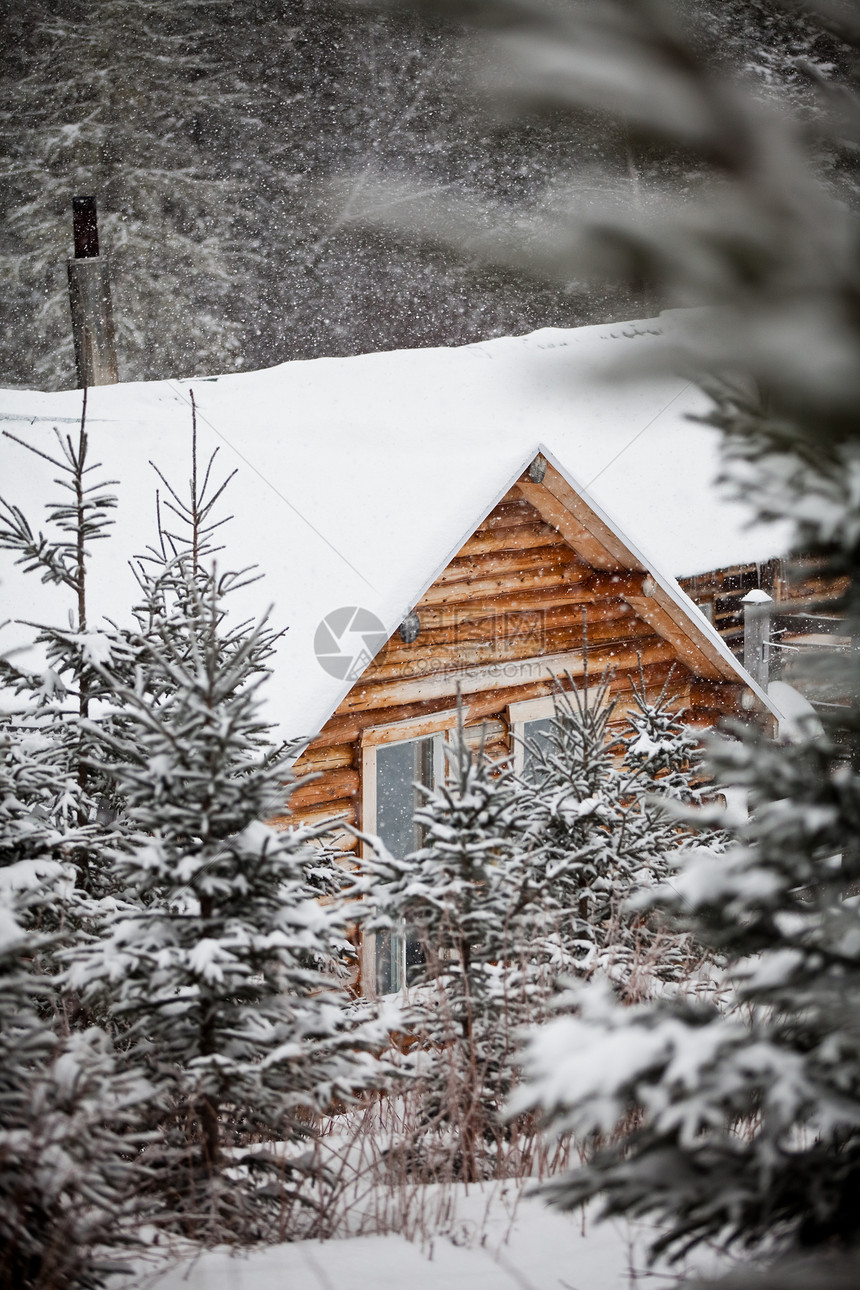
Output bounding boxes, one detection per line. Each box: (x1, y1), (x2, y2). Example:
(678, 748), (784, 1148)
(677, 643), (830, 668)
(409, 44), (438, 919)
(0, 0), (843, 389)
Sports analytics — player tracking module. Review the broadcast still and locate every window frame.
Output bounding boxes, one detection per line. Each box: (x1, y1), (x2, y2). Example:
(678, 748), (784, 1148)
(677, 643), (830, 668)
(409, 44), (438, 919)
(507, 696), (558, 777)
(359, 712), (455, 996)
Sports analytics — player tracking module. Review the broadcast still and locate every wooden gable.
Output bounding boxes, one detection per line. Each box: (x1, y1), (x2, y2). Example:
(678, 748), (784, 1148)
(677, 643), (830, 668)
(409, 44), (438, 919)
(280, 459), (765, 846)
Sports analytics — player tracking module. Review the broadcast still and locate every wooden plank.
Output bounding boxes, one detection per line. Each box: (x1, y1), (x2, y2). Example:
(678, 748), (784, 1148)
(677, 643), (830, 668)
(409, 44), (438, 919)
(376, 599), (636, 652)
(473, 495), (534, 531)
(508, 695), (558, 725)
(434, 544), (586, 587)
(307, 656), (686, 750)
(461, 717), (507, 745)
(360, 707), (460, 746)
(372, 609), (644, 669)
(288, 827), (358, 853)
(412, 572), (648, 627)
(361, 745), (376, 834)
(289, 768), (360, 812)
(365, 617), (660, 682)
(362, 714), (509, 756)
(338, 639), (678, 714)
(417, 564), (592, 607)
(456, 523), (567, 557)
(689, 681), (749, 716)
(535, 462), (643, 570)
(625, 593), (734, 683)
(271, 797), (357, 830)
(293, 743), (354, 774)
(517, 479), (624, 572)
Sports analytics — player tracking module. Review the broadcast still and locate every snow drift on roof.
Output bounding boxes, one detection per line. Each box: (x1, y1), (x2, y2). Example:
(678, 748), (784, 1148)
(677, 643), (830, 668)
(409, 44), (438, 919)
(0, 312), (790, 739)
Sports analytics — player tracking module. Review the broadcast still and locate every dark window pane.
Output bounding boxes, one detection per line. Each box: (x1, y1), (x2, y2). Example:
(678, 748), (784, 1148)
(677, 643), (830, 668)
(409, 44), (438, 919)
(376, 737), (435, 856)
(405, 935), (426, 985)
(522, 716), (554, 779)
(377, 740), (419, 857)
(375, 736), (436, 993)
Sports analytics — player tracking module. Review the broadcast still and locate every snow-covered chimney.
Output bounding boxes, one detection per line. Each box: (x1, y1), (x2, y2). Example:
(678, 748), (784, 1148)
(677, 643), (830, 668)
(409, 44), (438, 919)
(742, 589), (773, 689)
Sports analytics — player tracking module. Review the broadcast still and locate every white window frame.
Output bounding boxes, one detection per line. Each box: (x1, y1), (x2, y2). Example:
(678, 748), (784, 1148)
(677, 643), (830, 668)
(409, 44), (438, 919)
(359, 714), (453, 996)
(507, 696), (557, 776)
(508, 686), (617, 773)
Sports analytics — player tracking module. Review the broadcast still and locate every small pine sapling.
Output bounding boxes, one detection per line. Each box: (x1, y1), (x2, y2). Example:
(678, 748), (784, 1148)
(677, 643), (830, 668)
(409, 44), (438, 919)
(620, 672), (705, 866)
(514, 668), (718, 997)
(616, 672), (724, 991)
(71, 426), (392, 1240)
(0, 395), (132, 915)
(513, 671), (638, 981)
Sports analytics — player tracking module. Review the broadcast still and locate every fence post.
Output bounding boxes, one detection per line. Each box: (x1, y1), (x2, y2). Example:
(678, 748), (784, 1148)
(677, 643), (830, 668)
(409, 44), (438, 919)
(67, 196), (119, 387)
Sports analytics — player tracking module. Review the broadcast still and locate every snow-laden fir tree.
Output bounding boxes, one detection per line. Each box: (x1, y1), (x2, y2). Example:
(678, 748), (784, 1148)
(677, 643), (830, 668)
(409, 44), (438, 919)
(70, 445), (394, 1240)
(0, 690), (71, 949)
(616, 674), (726, 991)
(513, 690), (860, 1258)
(468, 0), (860, 1268)
(619, 672), (708, 877)
(0, 705), (145, 1290)
(513, 668), (714, 997)
(0, 403), (133, 916)
(356, 718), (538, 1182)
(514, 672), (629, 978)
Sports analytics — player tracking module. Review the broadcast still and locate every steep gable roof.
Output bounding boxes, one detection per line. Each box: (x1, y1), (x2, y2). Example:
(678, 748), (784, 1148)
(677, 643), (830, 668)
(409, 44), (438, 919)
(0, 313), (788, 738)
(316, 450), (777, 741)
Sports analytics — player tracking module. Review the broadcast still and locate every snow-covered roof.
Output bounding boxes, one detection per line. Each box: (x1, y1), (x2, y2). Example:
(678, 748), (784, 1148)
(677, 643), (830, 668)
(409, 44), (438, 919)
(0, 311), (790, 740)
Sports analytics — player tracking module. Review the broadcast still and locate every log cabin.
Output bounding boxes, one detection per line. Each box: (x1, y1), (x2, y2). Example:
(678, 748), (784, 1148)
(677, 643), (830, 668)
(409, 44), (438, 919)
(0, 310), (801, 994)
(281, 447), (782, 993)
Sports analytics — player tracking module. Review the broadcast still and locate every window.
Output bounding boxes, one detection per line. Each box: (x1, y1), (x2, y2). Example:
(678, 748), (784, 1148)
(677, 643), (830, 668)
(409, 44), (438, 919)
(376, 737), (436, 860)
(508, 696), (557, 779)
(361, 725), (447, 994)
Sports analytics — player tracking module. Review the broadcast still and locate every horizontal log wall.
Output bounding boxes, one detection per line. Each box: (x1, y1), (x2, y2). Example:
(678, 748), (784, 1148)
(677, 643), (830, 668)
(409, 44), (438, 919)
(680, 557), (847, 655)
(283, 486), (748, 837)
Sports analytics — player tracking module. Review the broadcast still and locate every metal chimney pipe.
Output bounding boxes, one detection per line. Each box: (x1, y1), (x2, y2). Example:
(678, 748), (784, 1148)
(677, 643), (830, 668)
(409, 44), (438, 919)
(742, 589), (773, 690)
(72, 196), (100, 258)
(67, 195), (118, 387)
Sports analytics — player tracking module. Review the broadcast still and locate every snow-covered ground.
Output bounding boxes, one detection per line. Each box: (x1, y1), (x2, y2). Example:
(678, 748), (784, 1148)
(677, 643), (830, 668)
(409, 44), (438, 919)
(123, 1188), (724, 1290)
